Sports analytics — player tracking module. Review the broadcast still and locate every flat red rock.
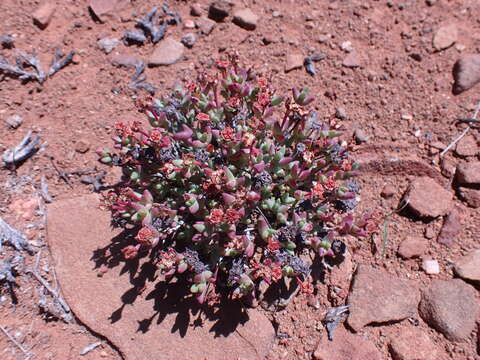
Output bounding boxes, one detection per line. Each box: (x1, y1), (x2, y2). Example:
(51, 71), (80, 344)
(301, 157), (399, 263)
(347, 265), (420, 331)
(406, 177), (452, 218)
(47, 195), (274, 360)
(313, 326), (382, 360)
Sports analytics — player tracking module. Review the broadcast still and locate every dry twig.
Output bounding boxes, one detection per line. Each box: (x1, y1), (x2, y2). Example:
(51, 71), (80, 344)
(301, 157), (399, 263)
(0, 325), (32, 359)
(80, 341), (102, 356)
(0, 49), (74, 84)
(27, 270), (71, 317)
(0, 217), (35, 254)
(324, 305), (349, 340)
(2, 131), (43, 166)
(441, 101), (480, 156)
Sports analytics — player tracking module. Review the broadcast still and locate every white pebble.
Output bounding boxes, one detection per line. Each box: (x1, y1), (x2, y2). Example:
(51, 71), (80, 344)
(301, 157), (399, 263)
(340, 41), (353, 52)
(422, 259), (440, 274)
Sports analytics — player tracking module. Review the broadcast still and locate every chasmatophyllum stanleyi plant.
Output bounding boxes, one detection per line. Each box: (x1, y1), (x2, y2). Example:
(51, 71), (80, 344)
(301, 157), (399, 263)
(98, 53), (378, 307)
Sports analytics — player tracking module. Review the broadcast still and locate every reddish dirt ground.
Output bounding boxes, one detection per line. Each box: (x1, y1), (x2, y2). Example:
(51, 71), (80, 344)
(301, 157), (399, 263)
(1, 0), (479, 359)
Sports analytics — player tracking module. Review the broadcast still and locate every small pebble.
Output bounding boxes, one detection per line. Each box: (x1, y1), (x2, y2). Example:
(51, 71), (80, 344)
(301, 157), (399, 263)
(97, 37), (119, 54)
(354, 128), (368, 143)
(190, 3), (203, 16)
(340, 41), (353, 52)
(335, 107), (347, 120)
(422, 259), (440, 274)
(32, 1), (56, 29)
(5, 114), (23, 129)
(424, 226), (435, 239)
(181, 33), (196, 48)
(183, 19), (196, 29)
(380, 184), (395, 198)
(75, 139), (90, 153)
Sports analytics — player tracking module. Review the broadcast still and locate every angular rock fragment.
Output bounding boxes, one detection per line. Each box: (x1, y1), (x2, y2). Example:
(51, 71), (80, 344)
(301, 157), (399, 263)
(97, 37), (119, 54)
(208, 0), (235, 22)
(148, 38), (184, 66)
(313, 326), (381, 360)
(437, 208), (462, 247)
(405, 177), (452, 218)
(458, 187), (480, 208)
(232, 8), (258, 30)
(32, 2), (56, 29)
(88, 0), (128, 22)
(196, 17), (216, 35)
(456, 162), (480, 185)
(110, 53), (141, 68)
(342, 51), (361, 68)
(347, 265), (420, 331)
(181, 33), (196, 48)
(433, 24), (457, 51)
(285, 53), (303, 72)
(454, 249), (480, 282)
(455, 135), (479, 157)
(388, 328), (440, 360)
(397, 236), (427, 259)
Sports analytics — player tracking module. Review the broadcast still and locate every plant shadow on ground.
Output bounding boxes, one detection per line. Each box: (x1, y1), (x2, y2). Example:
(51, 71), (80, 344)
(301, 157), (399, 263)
(90, 227), (249, 338)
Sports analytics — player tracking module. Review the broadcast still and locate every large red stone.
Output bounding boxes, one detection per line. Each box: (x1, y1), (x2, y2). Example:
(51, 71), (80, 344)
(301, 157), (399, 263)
(313, 326), (381, 360)
(406, 177), (453, 218)
(47, 195), (274, 360)
(347, 265), (420, 331)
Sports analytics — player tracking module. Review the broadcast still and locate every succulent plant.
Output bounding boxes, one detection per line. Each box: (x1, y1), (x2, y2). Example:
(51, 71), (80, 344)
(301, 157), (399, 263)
(99, 53), (377, 306)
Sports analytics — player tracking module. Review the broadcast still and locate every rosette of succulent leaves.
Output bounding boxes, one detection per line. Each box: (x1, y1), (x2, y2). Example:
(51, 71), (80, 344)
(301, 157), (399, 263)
(99, 54), (378, 306)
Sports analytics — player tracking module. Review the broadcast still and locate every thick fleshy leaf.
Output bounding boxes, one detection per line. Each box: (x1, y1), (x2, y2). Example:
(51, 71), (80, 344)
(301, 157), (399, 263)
(173, 124), (193, 140)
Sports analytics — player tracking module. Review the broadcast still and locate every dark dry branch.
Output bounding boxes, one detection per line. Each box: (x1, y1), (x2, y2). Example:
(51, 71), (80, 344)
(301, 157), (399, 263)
(0, 255), (23, 284)
(304, 54), (325, 76)
(0, 217), (35, 254)
(49, 157), (73, 187)
(81, 171), (107, 192)
(129, 61), (156, 95)
(38, 287), (74, 323)
(0, 49), (74, 84)
(136, 7), (167, 44)
(0, 255), (24, 303)
(162, 3), (182, 25)
(47, 49), (75, 77)
(124, 4), (180, 46)
(122, 30), (148, 45)
(324, 305), (349, 340)
(40, 175), (53, 203)
(27, 269), (72, 321)
(457, 117), (480, 124)
(2, 131), (41, 166)
(0, 52), (44, 82)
